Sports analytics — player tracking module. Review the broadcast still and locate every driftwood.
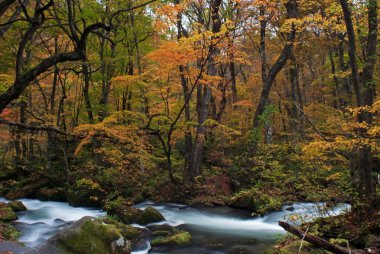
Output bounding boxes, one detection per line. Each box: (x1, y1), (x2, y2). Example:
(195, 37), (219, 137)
(278, 221), (376, 254)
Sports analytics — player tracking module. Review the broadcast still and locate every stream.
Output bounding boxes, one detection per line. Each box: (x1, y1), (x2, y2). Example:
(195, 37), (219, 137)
(0, 197), (349, 254)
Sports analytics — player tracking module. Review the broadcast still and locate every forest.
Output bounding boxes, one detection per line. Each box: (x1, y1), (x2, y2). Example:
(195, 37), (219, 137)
(0, 0), (379, 253)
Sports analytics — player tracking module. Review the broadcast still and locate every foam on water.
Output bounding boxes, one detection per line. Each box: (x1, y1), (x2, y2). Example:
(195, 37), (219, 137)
(16, 199), (105, 225)
(1, 198), (105, 247)
(131, 241), (151, 254)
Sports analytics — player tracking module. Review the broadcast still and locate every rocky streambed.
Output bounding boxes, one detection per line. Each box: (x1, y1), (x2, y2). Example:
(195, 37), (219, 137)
(0, 197), (349, 254)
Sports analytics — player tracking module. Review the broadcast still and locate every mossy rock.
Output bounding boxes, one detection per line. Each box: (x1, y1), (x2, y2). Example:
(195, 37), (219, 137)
(114, 206), (142, 224)
(7, 200), (27, 212)
(40, 216), (131, 254)
(0, 203), (17, 222)
(104, 197), (140, 224)
(0, 222), (20, 241)
(279, 241), (327, 254)
(264, 239), (327, 254)
(151, 231), (191, 246)
(105, 198), (165, 225)
(67, 179), (106, 207)
(229, 190), (252, 209)
(137, 207), (165, 225)
(229, 189), (281, 215)
(250, 194), (282, 216)
(102, 218), (142, 240)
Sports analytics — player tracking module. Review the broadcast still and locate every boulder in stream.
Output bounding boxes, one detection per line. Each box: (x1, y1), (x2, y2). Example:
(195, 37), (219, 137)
(229, 189), (282, 215)
(137, 206), (165, 225)
(67, 178), (107, 207)
(151, 231), (191, 247)
(37, 216), (131, 254)
(106, 197), (165, 225)
(0, 203), (17, 222)
(7, 200), (27, 212)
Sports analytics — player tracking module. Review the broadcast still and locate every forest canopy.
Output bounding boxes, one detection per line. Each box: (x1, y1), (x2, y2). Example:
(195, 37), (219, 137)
(0, 0), (379, 252)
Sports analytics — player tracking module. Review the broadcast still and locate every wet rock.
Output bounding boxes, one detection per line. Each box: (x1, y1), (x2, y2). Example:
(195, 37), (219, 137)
(102, 218), (143, 241)
(7, 200), (27, 212)
(229, 189), (281, 215)
(0, 203), (17, 222)
(113, 206), (142, 224)
(105, 198), (165, 225)
(137, 207), (165, 225)
(37, 216), (131, 254)
(151, 231), (191, 246)
(285, 206), (295, 211)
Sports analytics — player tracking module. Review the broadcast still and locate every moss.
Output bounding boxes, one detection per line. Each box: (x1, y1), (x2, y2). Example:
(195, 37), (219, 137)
(276, 241), (327, 254)
(229, 189), (282, 215)
(0, 222), (20, 241)
(103, 218), (142, 240)
(137, 207), (165, 225)
(67, 178), (106, 207)
(152, 230), (171, 237)
(229, 190), (253, 209)
(117, 207), (141, 224)
(250, 194), (282, 216)
(0, 204), (17, 222)
(151, 231), (191, 246)
(56, 217), (130, 254)
(104, 197), (142, 224)
(7, 200), (27, 212)
(264, 237), (328, 254)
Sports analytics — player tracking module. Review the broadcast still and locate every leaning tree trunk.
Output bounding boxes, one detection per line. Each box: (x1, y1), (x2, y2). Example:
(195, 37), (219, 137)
(250, 0), (298, 155)
(279, 221), (369, 254)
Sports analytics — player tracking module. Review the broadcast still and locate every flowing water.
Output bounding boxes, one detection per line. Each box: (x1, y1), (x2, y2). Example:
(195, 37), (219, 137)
(131, 201), (349, 254)
(0, 197), (349, 254)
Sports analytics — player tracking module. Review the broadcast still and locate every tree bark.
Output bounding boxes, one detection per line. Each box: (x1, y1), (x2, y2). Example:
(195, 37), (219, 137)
(279, 221), (366, 254)
(188, 0), (222, 178)
(0, 0), (110, 113)
(339, 0), (378, 210)
(250, 0), (298, 154)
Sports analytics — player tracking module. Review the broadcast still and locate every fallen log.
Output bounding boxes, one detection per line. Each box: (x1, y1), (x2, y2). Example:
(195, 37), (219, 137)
(278, 221), (368, 254)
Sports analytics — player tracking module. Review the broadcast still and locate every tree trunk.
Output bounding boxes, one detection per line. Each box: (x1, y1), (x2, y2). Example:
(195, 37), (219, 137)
(188, 0), (222, 178)
(82, 62), (94, 123)
(175, 0), (193, 175)
(279, 221), (366, 254)
(250, 0), (298, 154)
(339, 0), (378, 210)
